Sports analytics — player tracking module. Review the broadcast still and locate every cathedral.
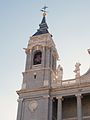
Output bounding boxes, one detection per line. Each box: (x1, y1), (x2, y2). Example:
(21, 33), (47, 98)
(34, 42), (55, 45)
(16, 8), (90, 120)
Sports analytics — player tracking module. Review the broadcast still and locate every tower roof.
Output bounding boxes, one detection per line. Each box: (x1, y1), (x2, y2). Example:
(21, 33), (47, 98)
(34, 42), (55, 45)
(32, 9), (49, 36)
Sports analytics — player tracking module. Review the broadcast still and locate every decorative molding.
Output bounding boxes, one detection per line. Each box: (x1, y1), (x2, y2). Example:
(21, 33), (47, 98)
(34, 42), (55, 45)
(23, 48), (30, 54)
(28, 100), (38, 112)
(17, 87), (50, 95)
(17, 98), (23, 102)
(28, 33), (55, 50)
(56, 96), (63, 100)
(75, 93), (82, 98)
(23, 67), (51, 73)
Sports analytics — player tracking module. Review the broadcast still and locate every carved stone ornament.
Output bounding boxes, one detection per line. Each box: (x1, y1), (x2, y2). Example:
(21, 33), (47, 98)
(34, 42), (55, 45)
(28, 34), (55, 49)
(29, 100), (38, 112)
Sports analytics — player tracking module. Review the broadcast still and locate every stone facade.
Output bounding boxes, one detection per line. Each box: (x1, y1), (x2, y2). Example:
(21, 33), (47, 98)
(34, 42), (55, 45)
(16, 13), (90, 120)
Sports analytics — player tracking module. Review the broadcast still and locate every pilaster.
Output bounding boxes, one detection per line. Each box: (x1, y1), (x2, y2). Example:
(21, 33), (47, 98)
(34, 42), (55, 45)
(48, 97), (53, 120)
(25, 49), (32, 70)
(17, 98), (23, 120)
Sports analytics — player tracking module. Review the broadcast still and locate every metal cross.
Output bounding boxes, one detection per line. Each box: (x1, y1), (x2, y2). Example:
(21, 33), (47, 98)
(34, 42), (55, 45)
(41, 6), (48, 14)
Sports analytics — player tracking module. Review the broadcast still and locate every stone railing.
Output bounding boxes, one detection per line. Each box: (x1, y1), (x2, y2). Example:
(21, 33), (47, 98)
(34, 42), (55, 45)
(62, 79), (76, 86)
(51, 77), (90, 87)
(51, 78), (76, 87)
(52, 79), (76, 87)
(51, 68), (90, 87)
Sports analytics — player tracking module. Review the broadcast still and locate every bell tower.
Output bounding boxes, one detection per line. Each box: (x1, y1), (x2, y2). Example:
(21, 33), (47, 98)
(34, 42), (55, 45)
(17, 7), (59, 120)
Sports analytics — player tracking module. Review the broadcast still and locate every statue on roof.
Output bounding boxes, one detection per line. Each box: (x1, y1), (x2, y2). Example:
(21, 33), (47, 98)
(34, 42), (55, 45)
(56, 64), (63, 81)
(74, 62), (81, 78)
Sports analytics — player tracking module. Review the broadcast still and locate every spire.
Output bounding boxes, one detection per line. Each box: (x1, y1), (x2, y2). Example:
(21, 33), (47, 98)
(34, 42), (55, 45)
(33, 6), (49, 36)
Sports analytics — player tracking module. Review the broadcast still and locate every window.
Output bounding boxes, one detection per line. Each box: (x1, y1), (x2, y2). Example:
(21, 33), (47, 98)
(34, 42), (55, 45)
(33, 50), (42, 65)
(33, 73), (37, 79)
(34, 74), (36, 79)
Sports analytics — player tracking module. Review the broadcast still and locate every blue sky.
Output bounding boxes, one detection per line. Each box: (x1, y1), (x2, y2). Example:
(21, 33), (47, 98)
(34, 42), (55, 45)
(0, 0), (90, 120)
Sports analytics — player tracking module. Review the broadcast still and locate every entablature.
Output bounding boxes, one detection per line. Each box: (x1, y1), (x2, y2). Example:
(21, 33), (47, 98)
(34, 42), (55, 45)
(51, 82), (90, 97)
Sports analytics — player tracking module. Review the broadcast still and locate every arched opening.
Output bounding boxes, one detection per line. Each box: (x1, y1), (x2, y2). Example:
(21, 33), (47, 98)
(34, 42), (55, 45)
(33, 50), (42, 65)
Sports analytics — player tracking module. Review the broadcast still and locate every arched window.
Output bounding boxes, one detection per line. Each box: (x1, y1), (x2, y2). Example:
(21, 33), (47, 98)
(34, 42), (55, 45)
(33, 50), (42, 65)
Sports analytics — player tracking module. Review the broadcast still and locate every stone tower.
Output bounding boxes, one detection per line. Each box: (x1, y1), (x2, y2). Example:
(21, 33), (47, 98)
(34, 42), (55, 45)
(16, 9), (59, 120)
(17, 7), (90, 120)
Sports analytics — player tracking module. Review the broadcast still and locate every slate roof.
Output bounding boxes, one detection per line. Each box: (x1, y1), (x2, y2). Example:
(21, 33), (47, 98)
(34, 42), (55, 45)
(32, 15), (49, 36)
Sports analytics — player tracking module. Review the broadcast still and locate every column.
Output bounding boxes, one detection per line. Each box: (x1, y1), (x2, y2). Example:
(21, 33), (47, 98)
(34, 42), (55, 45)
(42, 46), (45, 67)
(76, 94), (82, 120)
(57, 96), (63, 120)
(25, 49), (32, 70)
(29, 49), (32, 69)
(17, 98), (23, 120)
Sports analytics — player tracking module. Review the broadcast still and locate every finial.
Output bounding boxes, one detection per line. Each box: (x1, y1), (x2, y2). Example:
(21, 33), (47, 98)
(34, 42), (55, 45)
(56, 64), (63, 81)
(41, 6), (48, 16)
(73, 62), (81, 78)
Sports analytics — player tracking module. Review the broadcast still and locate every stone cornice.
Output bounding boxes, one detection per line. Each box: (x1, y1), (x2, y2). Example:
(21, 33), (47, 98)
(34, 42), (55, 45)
(22, 67), (52, 74)
(17, 82), (90, 95)
(16, 86), (50, 95)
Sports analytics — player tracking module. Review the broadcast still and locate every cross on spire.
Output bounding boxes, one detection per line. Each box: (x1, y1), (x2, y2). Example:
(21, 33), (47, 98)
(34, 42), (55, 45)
(41, 6), (48, 16)
(32, 6), (49, 36)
